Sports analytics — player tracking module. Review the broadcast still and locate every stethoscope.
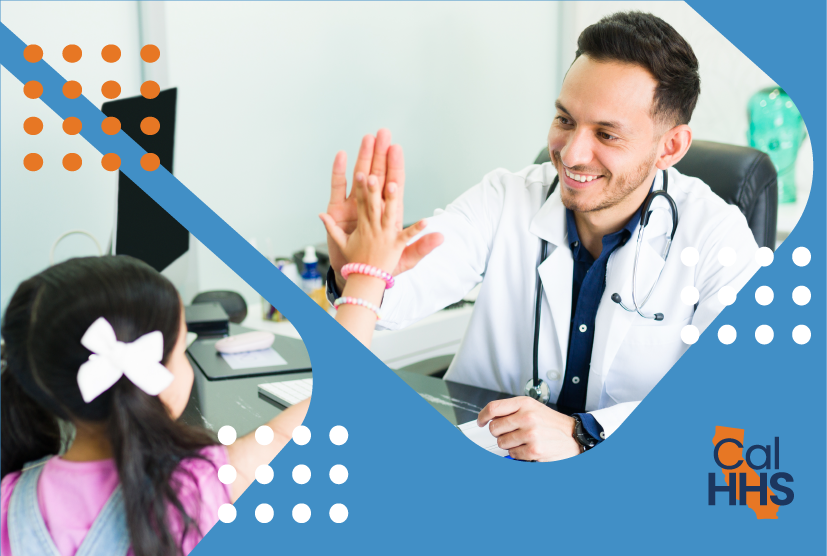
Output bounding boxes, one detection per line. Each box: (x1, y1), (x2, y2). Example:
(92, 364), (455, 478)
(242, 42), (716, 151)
(525, 169), (679, 404)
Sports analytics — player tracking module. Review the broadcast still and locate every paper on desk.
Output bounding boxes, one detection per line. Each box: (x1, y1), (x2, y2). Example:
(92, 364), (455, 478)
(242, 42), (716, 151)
(186, 332), (198, 348)
(221, 348), (287, 370)
(458, 420), (509, 457)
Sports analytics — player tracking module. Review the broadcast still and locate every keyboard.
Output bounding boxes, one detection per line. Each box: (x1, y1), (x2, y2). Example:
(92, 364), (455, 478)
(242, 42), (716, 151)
(258, 378), (312, 407)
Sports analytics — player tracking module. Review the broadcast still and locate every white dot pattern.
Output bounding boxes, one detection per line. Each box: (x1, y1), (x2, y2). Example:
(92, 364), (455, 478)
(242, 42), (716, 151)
(255, 504), (274, 524)
(755, 247), (774, 267)
(292, 464), (311, 485)
(255, 464), (274, 485)
(330, 504), (348, 524)
(681, 325), (700, 345)
(293, 504), (311, 523)
(792, 286), (810, 306)
(718, 286), (737, 306)
(718, 247), (737, 267)
(255, 425), (274, 446)
(292, 426), (311, 446)
(681, 247), (699, 266)
(718, 325), (737, 345)
(217, 426), (237, 446)
(792, 247), (811, 267)
(217, 464), (237, 485)
(217, 504), (236, 523)
(245, 415), (356, 526)
(329, 426), (348, 446)
(755, 325), (774, 345)
(330, 465), (348, 485)
(754, 286), (774, 306)
(793, 325), (811, 345)
(681, 286), (699, 306)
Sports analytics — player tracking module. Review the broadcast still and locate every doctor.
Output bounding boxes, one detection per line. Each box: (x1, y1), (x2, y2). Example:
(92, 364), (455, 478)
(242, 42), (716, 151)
(322, 12), (760, 461)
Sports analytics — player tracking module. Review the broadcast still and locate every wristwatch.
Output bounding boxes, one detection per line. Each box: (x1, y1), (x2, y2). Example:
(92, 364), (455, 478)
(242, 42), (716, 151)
(572, 414), (597, 452)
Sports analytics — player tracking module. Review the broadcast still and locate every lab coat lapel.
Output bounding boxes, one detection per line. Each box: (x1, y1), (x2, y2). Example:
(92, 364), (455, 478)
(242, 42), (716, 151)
(589, 172), (672, 409)
(594, 203), (671, 376)
(529, 188), (572, 372)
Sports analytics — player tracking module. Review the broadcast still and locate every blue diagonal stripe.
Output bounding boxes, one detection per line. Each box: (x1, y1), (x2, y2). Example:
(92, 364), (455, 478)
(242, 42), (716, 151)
(0, 21), (342, 359)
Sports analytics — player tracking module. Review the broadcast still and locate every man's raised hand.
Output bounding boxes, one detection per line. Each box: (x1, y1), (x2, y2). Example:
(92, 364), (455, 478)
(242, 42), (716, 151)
(323, 129), (443, 291)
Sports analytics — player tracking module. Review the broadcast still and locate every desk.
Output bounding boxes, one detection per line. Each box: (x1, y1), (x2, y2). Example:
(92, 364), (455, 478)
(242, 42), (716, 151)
(180, 322), (310, 436)
(179, 359), (515, 436)
(180, 292), (505, 436)
(242, 302), (474, 373)
(390, 368), (515, 425)
(180, 352), (308, 437)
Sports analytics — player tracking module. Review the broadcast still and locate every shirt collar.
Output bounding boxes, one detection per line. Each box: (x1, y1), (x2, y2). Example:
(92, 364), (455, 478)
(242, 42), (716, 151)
(565, 173), (659, 252)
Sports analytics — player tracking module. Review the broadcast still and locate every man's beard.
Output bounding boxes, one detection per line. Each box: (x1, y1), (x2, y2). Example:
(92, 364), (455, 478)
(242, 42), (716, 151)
(553, 148), (658, 213)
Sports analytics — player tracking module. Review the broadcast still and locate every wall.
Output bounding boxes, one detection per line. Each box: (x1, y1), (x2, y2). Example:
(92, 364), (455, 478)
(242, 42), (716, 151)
(3, 1), (808, 312)
(161, 1), (560, 306)
(1, 1), (142, 312)
(561, 1), (777, 146)
(559, 1), (811, 244)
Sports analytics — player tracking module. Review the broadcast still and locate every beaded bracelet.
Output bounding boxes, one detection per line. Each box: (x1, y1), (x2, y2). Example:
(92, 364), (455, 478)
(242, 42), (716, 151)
(340, 263), (395, 289)
(333, 296), (383, 320)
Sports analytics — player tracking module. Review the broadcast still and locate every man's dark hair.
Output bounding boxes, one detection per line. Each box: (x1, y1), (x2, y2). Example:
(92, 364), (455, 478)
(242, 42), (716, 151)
(575, 11), (700, 127)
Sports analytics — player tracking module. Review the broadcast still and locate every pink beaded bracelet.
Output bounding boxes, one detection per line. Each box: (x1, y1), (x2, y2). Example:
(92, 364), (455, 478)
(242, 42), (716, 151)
(332, 296), (383, 320)
(340, 263), (395, 289)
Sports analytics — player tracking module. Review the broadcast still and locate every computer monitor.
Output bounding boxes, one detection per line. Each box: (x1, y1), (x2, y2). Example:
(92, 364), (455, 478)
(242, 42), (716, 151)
(102, 89), (198, 302)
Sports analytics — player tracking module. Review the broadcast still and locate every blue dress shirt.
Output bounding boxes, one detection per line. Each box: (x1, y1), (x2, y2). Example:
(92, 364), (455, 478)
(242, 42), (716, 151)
(561, 207), (640, 444)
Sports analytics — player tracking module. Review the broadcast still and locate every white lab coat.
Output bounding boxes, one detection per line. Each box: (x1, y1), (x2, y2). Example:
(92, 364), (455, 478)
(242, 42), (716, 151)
(378, 162), (760, 436)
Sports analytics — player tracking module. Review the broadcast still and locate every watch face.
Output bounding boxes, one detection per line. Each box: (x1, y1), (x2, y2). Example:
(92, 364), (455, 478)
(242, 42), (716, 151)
(574, 418), (596, 448)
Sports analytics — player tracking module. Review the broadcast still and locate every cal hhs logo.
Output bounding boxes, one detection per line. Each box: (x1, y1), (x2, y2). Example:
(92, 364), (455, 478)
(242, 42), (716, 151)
(708, 426), (794, 519)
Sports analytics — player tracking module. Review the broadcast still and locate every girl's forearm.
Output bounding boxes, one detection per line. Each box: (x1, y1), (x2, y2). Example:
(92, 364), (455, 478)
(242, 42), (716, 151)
(226, 273), (385, 500)
(227, 397), (310, 501)
(335, 273), (386, 348)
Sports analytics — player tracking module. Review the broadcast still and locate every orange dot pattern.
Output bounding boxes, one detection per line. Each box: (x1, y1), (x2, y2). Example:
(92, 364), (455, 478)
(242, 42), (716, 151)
(63, 117), (82, 135)
(63, 153), (82, 171)
(141, 80), (160, 99)
(63, 45), (82, 63)
(101, 80), (121, 99)
(24, 81), (43, 99)
(141, 117), (160, 136)
(101, 153), (121, 171)
(24, 117), (43, 135)
(24, 153), (43, 172)
(63, 81), (82, 99)
(102, 44), (121, 63)
(24, 45), (43, 63)
(23, 44), (165, 175)
(141, 153), (160, 171)
(102, 117), (121, 135)
(140, 44), (160, 63)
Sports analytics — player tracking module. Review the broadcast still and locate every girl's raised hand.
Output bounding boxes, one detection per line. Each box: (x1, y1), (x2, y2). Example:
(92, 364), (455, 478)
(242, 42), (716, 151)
(321, 172), (428, 276)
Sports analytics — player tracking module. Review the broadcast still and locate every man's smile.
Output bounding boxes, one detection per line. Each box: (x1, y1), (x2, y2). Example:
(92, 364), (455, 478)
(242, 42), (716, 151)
(564, 167), (603, 183)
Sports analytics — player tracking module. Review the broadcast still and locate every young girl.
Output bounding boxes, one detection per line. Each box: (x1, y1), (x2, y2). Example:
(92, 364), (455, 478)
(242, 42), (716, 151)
(1, 144), (431, 555)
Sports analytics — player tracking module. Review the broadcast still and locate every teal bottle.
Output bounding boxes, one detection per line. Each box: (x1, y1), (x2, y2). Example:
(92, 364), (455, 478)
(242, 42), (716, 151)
(747, 87), (806, 204)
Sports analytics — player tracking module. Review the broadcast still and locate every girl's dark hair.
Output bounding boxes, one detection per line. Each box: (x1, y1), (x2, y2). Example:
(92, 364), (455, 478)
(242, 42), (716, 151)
(575, 11), (701, 127)
(1, 256), (217, 556)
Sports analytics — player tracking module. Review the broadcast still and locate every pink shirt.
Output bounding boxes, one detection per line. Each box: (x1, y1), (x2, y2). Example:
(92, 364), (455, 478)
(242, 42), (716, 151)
(0, 445), (231, 556)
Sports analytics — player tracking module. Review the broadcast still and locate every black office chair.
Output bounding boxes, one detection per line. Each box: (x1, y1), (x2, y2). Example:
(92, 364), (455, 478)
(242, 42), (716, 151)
(534, 140), (778, 249)
(192, 290), (248, 324)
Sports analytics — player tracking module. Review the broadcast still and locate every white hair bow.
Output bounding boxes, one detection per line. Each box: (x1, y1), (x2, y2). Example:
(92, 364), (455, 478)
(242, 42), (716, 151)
(77, 317), (174, 403)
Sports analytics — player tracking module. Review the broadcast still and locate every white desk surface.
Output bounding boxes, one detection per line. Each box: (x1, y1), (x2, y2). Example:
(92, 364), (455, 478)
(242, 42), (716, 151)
(242, 302), (473, 370)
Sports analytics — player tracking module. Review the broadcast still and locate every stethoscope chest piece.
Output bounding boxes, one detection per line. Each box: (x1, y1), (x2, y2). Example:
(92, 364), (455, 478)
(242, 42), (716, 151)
(524, 378), (550, 404)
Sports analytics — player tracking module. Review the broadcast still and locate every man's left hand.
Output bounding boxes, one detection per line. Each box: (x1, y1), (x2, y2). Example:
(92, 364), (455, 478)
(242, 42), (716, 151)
(477, 397), (582, 461)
